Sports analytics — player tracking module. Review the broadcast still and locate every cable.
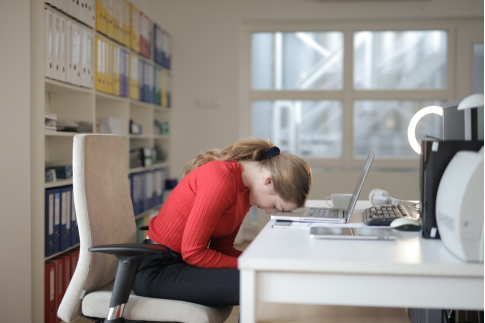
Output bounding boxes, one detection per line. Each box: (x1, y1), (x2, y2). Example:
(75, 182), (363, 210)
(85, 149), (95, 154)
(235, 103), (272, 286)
(442, 310), (451, 323)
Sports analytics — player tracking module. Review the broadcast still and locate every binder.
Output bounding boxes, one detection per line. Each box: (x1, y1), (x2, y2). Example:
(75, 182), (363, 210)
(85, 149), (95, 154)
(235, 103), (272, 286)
(59, 16), (67, 82)
(53, 189), (61, 254)
(60, 0), (70, 16)
(129, 4), (140, 53)
(122, 0), (130, 47)
(45, 9), (54, 79)
(62, 255), (71, 298)
(113, 45), (120, 96)
(113, 0), (122, 43)
(108, 40), (114, 94)
(69, 0), (80, 22)
(106, 0), (114, 39)
(45, 189), (56, 257)
(150, 62), (155, 103)
(44, 262), (57, 323)
(70, 186), (78, 246)
(129, 53), (139, 100)
(53, 13), (61, 80)
(95, 36), (102, 91)
(81, 28), (94, 88)
(88, 0), (96, 29)
(167, 71), (172, 107)
(161, 68), (167, 107)
(95, 0), (104, 34)
(60, 186), (70, 251)
(86, 29), (94, 88)
(72, 22), (82, 86)
(50, 258), (63, 323)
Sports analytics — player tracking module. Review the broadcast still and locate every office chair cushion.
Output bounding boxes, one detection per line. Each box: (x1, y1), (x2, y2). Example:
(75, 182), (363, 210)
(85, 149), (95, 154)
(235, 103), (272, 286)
(82, 283), (233, 323)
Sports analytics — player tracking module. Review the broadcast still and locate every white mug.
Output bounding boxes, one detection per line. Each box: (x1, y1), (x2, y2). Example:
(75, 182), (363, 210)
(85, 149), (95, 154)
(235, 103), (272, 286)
(325, 193), (353, 210)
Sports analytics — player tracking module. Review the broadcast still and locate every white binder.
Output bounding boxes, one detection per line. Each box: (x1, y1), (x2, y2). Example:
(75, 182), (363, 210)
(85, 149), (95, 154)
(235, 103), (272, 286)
(71, 22), (82, 86)
(59, 16), (67, 82)
(53, 13), (61, 80)
(45, 9), (54, 79)
(88, 0), (95, 29)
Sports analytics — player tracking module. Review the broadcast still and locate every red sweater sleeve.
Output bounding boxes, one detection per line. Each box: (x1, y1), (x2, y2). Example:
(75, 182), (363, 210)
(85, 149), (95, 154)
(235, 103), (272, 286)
(180, 168), (239, 268)
(209, 222), (243, 258)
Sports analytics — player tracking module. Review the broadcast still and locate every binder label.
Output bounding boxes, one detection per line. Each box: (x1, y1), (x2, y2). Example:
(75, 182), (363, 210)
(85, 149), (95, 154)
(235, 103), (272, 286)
(49, 195), (54, 235)
(50, 269), (55, 301)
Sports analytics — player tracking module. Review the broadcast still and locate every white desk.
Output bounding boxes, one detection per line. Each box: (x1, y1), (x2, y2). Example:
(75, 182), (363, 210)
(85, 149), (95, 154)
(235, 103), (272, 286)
(238, 201), (484, 323)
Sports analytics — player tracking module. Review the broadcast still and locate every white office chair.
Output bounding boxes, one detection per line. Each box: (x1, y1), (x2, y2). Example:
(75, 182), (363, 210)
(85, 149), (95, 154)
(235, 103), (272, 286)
(57, 134), (233, 323)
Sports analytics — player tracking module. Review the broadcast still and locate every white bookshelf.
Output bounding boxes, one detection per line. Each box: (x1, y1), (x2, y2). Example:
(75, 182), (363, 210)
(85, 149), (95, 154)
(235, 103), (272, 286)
(31, 2), (172, 322)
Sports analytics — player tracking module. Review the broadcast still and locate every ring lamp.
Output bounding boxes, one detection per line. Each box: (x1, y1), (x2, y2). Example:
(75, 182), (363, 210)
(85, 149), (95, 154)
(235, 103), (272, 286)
(407, 106), (443, 154)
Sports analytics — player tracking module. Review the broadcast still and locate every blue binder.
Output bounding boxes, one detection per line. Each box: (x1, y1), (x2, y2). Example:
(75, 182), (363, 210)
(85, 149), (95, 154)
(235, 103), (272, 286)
(59, 186), (71, 251)
(68, 185), (78, 247)
(45, 188), (56, 257)
(53, 189), (61, 254)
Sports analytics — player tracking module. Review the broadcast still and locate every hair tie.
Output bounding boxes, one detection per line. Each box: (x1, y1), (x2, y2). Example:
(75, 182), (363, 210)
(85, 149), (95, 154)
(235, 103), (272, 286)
(266, 146), (280, 159)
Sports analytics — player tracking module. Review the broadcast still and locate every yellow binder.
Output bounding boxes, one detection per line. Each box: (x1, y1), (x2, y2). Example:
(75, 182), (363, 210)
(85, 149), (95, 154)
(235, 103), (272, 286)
(113, 45), (120, 96)
(122, 0), (131, 47)
(129, 4), (140, 53)
(129, 53), (139, 100)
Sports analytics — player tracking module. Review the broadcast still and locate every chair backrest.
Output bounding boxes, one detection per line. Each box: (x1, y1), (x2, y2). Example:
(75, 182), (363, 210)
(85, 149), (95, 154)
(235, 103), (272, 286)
(58, 134), (137, 322)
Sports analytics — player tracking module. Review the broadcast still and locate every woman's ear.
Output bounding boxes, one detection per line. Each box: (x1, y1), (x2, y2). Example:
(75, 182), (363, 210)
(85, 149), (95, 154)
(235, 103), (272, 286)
(263, 174), (272, 186)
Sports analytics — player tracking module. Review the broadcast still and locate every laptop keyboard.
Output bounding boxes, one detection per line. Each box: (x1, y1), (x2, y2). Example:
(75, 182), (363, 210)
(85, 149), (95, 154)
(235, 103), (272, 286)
(308, 208), (341, 218)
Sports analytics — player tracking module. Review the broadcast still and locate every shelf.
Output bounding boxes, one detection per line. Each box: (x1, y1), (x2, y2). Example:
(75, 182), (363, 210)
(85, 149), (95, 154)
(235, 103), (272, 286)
(154, 106), (170, 113)
(45, 244), (80, 261)
(130, 99), (154, 109)
(128, 162), (169, 174)
(44, 130), (78, 137)
(134, 204), (163, 220)
(45, 78), (93, 94)
(96, 91), (129, 103)
(45, 178), (73, 188)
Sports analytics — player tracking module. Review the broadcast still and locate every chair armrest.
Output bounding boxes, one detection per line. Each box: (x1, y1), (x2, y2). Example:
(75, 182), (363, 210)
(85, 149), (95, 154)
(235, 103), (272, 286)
(89, 243), (166, 255)
(89, 243), (167, 312)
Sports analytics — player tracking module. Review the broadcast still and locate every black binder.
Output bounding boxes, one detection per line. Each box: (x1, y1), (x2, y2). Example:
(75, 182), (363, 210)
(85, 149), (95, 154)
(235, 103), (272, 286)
(420, 140), (483, 239)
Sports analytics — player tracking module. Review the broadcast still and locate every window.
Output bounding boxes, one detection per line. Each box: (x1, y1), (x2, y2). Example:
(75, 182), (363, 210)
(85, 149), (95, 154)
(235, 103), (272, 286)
(246, 22), (455, 169)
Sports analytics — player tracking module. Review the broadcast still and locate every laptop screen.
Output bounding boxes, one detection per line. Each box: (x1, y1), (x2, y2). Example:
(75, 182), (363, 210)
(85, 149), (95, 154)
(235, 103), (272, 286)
(345, 151), (375, 216)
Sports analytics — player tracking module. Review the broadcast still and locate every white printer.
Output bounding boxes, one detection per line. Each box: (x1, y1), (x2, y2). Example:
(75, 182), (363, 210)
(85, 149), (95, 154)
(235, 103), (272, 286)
(435, 148), (484, 262)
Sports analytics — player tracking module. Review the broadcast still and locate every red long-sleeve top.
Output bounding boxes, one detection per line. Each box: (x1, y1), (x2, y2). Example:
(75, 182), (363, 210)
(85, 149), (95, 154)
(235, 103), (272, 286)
(148, 160), (250, 269)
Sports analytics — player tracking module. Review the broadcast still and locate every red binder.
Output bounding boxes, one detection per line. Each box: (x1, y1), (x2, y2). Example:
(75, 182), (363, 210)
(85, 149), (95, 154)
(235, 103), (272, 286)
(63, 255), (71, 298)
(49, 257), (63, 323)
(44, 262), (57, 323)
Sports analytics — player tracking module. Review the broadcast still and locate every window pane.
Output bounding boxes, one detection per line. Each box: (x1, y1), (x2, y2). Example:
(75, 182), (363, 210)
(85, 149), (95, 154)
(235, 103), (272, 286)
(252, 100), (342, 157)
(252, 32), (343, 90)
(354, 100), (443, 158)
(354, 31), (447, 89)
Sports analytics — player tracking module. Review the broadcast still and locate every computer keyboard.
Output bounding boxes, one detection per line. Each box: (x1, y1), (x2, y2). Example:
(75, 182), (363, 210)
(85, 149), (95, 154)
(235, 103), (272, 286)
(364, 204), (419, 226)
(308, 208), (340, 218)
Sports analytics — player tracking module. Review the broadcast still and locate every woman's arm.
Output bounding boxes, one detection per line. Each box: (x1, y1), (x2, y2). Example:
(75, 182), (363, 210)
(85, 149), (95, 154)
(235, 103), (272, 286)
(209, 223), (243, 258)
(180, 168), (239, 269)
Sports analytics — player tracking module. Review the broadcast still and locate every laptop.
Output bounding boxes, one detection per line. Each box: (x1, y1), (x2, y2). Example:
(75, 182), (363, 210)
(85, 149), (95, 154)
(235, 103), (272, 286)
(271, 151), (375, 223)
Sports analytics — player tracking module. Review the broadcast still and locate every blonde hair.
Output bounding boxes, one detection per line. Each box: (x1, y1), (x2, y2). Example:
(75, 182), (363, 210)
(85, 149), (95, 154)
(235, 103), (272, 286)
(184, 138), (312, 208)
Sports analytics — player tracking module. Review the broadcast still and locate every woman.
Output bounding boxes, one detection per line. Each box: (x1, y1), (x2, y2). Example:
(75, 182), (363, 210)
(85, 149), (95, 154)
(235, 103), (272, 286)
(133, 138), (312, 307)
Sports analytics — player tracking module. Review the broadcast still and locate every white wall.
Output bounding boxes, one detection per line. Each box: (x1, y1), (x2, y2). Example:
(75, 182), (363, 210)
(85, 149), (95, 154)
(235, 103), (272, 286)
(0, 1), (32, 322)
(131, 0), (483, 181)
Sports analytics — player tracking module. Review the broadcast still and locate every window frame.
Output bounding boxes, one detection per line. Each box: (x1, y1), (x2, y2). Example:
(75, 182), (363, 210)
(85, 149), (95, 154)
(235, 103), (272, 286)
(241, 19), (465, 170)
